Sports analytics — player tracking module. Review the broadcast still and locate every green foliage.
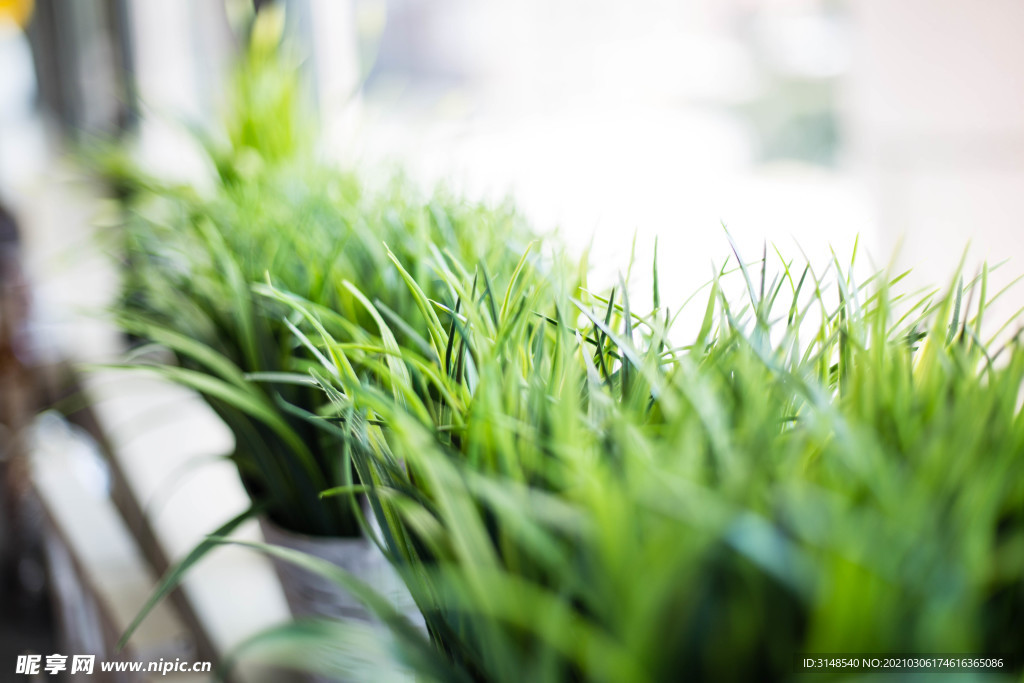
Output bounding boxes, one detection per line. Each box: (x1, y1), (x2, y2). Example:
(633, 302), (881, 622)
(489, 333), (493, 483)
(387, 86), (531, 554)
(271, 241), (1024, 681)
(216, 5), (311, 183)
(105, 23), (533, 536)
(105, 9), (1024, 680)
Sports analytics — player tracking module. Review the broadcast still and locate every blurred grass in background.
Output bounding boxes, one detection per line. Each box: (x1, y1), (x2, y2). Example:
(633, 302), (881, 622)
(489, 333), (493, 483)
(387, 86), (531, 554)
(99, 11), (534, 537)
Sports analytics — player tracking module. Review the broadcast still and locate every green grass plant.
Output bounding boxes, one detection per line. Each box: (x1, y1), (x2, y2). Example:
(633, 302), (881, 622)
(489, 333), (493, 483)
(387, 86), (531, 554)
(233, 241), (1024, 681)
(102, 15), (533, 536)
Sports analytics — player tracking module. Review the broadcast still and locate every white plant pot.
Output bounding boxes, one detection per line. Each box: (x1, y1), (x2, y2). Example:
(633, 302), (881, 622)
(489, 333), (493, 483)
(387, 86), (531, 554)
(258, 516), (422, 627)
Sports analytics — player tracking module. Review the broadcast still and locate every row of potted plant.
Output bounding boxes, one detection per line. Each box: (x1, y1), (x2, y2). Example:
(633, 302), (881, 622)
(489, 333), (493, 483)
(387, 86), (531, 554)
(104, 16), (1024, 683)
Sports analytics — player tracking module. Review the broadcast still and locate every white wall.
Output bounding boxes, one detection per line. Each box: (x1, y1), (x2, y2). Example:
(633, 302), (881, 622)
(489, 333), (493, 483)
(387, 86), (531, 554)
(847, 0), (1024, 331)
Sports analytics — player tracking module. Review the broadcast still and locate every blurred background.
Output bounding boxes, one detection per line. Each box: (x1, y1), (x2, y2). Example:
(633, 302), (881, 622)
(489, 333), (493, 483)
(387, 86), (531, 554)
(3, 0), (1023, 332)
(2, 0), (1023, 678)
(5, 0), (1024, 309)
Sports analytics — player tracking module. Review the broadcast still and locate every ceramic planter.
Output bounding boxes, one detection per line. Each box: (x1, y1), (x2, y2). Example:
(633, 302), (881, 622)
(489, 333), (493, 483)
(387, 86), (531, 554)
(258, 516), (421, 626)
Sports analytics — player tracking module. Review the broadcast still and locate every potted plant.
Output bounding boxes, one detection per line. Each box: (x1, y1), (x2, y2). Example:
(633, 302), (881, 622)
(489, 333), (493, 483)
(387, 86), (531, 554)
(219, 244), (1024, 681)
(101, 9), (533, 621)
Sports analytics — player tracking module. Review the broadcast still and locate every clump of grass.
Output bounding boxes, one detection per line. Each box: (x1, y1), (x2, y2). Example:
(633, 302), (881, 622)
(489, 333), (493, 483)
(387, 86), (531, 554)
(101, 14), (534, 536)
(241, 240), (1024, 681)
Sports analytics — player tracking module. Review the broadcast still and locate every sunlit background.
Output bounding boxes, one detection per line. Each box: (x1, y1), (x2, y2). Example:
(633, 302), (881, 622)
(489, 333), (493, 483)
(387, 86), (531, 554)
(3, 1), (1024, 340)
(3, 0), (1024, 677)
